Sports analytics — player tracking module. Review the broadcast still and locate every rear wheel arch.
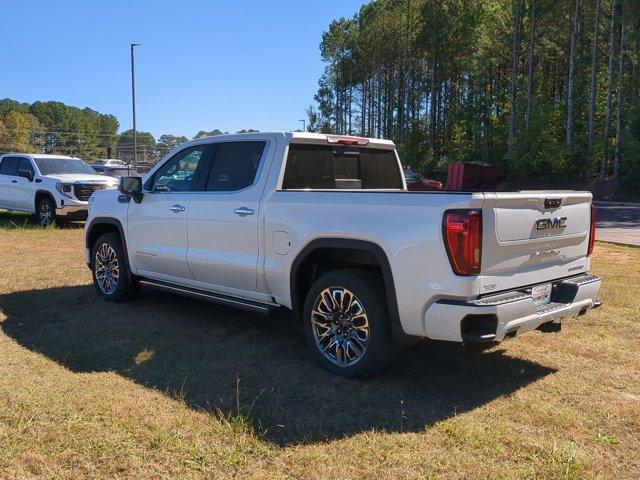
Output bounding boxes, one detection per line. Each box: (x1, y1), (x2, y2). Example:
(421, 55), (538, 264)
(289, 238), (400, 326)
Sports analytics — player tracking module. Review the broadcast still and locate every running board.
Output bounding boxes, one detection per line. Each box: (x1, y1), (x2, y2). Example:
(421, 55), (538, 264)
(138, 279), (275, 314)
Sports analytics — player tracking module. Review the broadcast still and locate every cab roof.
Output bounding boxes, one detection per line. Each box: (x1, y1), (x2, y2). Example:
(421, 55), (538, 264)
(182, 131), (396, 150)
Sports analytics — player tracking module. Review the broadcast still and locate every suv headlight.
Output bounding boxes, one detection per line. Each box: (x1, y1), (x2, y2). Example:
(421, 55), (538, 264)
(87, 196), (95, 216)
(56, 182), (74, 199)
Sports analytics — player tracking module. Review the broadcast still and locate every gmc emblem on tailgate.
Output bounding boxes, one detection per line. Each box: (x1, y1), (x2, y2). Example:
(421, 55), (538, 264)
(536, 217), (567, 230)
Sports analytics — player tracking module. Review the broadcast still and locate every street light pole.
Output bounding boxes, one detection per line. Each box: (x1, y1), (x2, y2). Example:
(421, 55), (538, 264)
(130, 43), (141, 169)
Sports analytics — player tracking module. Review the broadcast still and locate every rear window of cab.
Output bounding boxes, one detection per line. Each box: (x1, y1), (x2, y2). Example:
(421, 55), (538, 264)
(282, 144), (403, 190)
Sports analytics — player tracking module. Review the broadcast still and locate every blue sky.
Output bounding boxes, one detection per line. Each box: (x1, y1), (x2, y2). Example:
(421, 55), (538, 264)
(1, 0), (364, 138)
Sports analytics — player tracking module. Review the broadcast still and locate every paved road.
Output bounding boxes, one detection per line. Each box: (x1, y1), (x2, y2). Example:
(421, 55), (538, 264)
(595, 202), (640, 246)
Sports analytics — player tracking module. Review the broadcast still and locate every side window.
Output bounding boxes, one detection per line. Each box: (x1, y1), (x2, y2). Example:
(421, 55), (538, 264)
(148, 146), (207, 192)
(0, 157), (20, 176)
(18, 158), (35, 175)
(205, 141), (266, 191)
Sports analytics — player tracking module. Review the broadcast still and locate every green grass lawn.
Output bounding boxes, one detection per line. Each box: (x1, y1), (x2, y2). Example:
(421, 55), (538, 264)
(0, 214), (638, 479)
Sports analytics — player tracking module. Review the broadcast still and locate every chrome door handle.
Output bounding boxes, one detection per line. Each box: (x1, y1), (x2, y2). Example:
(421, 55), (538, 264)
(234, 207), (254, 216)
(169, 204), (185, 213)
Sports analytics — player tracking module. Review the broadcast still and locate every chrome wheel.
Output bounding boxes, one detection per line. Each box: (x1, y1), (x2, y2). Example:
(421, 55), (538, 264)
(39, 202), (53, 225)
(311, 286), (370, 367)
(95, 243), (120, 295)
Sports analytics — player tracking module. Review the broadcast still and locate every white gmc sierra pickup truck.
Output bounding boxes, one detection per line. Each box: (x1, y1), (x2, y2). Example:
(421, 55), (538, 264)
(0, 154), (117, 225)
(84, 132), (602, 377)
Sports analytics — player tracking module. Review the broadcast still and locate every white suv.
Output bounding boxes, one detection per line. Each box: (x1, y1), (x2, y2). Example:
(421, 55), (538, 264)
(95, 159), (128, 167)
(0, 153), (118, 225)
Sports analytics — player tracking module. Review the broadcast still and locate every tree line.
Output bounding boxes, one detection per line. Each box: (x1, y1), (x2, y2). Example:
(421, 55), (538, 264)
(307, 0), (640, 188)
(0, 98), (258, 164)
(0, 98), (119, 160)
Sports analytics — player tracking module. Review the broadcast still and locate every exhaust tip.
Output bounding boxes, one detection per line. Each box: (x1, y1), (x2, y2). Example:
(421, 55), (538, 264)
(461, 314), (498, 343)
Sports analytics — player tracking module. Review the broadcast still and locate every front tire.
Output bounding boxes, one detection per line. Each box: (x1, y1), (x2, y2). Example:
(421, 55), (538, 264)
(302, 269), (394, 378)
(36, 197), (56, 226)
(91, 233), (133, 302)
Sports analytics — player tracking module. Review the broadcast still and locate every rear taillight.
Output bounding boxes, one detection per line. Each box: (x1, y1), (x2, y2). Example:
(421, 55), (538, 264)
(588, 204), (596, 256)
(443, 210), (482, 275)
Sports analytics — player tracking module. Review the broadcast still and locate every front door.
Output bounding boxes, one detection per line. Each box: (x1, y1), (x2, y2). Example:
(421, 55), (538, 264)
(127, 145), (211, 281)
(15, 157), (36, 212)
(187, 140), (270, 295)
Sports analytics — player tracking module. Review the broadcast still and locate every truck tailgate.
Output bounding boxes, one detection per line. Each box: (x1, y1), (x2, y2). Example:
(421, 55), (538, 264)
(480, 191), (593, 294)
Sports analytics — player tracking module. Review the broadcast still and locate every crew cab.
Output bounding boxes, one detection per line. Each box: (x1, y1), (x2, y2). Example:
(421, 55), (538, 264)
(84, 132), (602, 377)
(0, 154), (118, 225)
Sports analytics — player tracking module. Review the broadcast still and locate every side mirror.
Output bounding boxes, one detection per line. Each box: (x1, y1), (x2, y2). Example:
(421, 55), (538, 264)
(119, 176), (143, 203)
(17, 169), (34, 182)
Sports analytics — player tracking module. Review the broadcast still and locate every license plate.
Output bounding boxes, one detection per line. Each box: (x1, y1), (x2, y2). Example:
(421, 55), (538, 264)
(531, 283), (552, 306)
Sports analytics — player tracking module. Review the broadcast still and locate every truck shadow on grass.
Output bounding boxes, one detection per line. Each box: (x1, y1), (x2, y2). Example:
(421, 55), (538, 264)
(0, 285), (556, 446)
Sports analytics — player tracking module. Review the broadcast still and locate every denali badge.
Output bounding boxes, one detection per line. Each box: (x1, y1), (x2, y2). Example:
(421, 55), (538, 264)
(536, 217), (567, 230)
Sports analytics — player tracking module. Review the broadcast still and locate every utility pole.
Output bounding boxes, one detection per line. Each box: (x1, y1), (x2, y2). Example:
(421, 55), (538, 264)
(130, 43), (141, 169)
(299, 119), (306, 132)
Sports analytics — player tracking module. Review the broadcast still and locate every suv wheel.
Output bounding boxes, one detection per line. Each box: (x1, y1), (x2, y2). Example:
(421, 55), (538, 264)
(91, 233), (133, 302)
(302, 269), (394, 378)
(36, 197), (56, 226)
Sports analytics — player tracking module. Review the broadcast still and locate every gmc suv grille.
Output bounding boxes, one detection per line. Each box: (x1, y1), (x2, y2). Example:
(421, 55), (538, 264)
(73, 184), (104, 201)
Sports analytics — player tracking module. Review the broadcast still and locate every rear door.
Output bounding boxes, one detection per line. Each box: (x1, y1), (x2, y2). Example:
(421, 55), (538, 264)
(0, 157), (21, 210)
(480, 191), (593, 294)
(127, 145), (211, 281)
(186, 139), (273, 298)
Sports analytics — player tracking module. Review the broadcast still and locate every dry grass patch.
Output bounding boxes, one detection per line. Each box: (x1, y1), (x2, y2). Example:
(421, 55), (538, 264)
(0, 214), (639, 479)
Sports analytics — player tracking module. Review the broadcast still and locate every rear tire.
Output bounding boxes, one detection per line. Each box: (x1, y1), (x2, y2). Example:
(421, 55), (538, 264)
(302, 269), (394, 378)
(91, 233), (133, 302)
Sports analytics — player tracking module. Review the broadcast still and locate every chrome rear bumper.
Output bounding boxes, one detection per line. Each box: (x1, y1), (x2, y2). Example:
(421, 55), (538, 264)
(424, 274), (602, 342)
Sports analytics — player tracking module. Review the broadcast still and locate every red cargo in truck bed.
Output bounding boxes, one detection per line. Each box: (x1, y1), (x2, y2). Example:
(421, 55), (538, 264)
(446, 162), (501, 190)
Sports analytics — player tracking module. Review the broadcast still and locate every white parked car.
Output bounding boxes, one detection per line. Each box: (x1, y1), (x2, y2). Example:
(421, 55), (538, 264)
(95, 158), (128, 167)
(84, 132), (602, 377)
(0, 154), (118, 225)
